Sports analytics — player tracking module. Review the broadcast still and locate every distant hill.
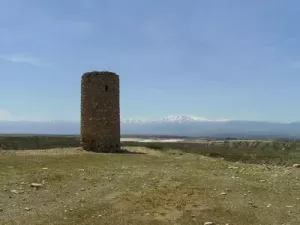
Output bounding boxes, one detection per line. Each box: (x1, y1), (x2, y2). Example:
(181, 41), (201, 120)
(0, 116), (300, 138)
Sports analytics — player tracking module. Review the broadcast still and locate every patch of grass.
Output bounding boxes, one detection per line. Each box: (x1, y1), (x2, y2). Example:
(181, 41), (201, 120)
(144, 144), (165, 151)
(123, 141), (300, 166)
(2, 135), (300, 165)
(0, 135), (80, 150)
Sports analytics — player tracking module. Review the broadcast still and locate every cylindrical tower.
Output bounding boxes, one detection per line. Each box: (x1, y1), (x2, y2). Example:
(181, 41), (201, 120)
(80, 71), (120, 152)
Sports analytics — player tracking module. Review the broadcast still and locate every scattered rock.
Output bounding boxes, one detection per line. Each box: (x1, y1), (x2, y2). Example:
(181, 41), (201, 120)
(24, 207), (32, 211)
(293, 164), (300, 168)
(286, 205), (293, 208)
(11, 190), (19, 194)
(80, 188), (85, 191)
(42, 167), (48, 170)
(204, 222), (214, 225)
(267, 204), (272, 208)
(220, 192), (227, 196)
(248, 201), (258, 208)
(228, 166), (239, 169)
(259, 180), (266, 183)
(79, 169), (85, 172)
(30, 183), (43, 189)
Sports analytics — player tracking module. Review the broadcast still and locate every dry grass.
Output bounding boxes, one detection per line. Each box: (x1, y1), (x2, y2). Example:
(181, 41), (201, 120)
(1, 147), (300, 225)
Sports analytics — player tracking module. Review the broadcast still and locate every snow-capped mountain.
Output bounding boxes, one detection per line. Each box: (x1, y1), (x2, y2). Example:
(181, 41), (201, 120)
(121, 116), (230, 124)
(120, 116), (300, 138)
(1, 115), (300, 138)
(158, 115), (228, 123)
(121, 118), (148, 124)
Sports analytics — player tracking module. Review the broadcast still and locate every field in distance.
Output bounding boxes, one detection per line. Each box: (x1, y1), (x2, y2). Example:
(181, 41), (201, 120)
(1, 135), (300, 166)
(1, 146), (300, 225)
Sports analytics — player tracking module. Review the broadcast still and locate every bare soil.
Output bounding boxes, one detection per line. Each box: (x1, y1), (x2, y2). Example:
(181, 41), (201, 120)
(1, 147), (300, 225)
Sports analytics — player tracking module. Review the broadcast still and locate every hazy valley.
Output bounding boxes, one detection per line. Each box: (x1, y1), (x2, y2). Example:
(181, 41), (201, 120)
(1, 116), (300, 139)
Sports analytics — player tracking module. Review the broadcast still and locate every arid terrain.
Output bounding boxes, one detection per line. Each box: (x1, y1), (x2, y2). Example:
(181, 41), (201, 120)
(1, 145), (300, 225)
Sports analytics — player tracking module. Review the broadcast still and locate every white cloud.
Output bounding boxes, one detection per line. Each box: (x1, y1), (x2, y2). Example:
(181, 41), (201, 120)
(0, 53), (49, 66)
(0, 109), (13, 120)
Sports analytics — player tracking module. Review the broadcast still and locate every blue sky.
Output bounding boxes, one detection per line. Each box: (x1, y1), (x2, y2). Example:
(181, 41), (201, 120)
(1, 0), (300, 122)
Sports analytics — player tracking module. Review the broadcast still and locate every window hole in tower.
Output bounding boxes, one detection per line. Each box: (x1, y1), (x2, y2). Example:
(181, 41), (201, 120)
(105, 85), (108, 92)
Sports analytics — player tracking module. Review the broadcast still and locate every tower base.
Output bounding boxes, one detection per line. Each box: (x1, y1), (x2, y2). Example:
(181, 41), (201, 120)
(81, 139), (121, 153)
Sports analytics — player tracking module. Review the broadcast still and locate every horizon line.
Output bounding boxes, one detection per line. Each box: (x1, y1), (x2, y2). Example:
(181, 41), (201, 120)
(0, 119), (297, 124)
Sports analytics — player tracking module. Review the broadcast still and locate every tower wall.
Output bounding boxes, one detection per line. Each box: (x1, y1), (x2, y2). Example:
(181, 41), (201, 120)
(80, 71), (120, 152)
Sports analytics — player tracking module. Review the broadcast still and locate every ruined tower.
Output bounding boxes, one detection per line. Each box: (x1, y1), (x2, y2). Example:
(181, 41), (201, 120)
(80, 71), (120, 152)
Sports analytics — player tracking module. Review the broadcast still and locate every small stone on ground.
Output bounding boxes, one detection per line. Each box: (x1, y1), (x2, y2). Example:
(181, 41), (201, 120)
(30, 183), (43, 188)
(204, 222), (214, 225)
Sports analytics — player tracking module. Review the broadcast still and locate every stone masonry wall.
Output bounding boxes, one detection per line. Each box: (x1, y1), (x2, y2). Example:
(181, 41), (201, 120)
(80, 71), (120, 152)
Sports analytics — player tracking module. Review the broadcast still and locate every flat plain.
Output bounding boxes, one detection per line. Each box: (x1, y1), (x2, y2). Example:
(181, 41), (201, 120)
(1, 144), (300, 225)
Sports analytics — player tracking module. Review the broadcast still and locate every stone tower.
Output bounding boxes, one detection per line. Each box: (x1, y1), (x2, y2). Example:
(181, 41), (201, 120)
(80, 71), (120, 152)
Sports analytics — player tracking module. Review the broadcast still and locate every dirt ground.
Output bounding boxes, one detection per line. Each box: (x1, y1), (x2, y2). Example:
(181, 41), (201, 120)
(1, 147), (300, 225)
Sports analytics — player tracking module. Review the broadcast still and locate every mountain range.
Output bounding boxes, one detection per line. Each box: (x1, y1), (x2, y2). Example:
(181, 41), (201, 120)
(0, 116), (300, 138)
